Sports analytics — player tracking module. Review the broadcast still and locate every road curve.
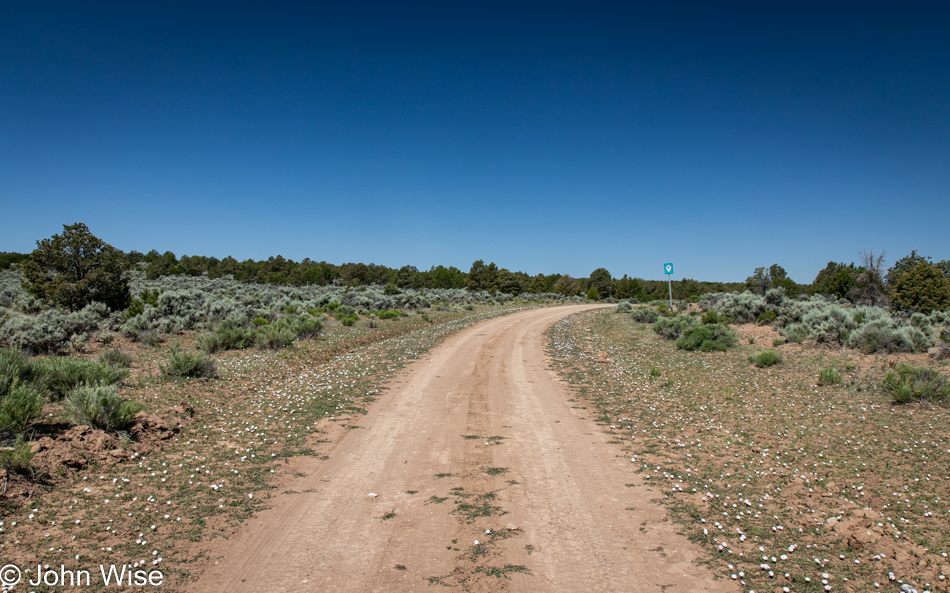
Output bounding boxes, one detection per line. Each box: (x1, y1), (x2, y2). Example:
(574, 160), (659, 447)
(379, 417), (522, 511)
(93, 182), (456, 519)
(193, 305), (735, 593)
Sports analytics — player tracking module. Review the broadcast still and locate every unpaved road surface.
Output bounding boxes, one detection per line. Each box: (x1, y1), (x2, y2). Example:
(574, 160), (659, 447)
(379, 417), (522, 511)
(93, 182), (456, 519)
(194, 305), (734, 592)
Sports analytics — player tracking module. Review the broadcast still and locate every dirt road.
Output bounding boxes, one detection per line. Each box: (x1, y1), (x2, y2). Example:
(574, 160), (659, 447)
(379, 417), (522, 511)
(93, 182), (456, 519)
(194, 305), (734, 592)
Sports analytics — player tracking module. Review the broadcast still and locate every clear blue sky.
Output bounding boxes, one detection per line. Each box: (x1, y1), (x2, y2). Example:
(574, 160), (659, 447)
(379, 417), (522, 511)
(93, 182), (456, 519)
(1, 2), (948, 283)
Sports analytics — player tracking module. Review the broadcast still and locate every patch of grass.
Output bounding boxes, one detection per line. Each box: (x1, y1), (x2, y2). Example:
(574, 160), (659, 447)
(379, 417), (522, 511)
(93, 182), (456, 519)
(485, 467), (508, 475)
(381, 510), (396, 520)
(405, 490), (418, 495)
(435, 472), (453, 478)
(884, 364), (949, 404)
(818, 367), (842, 386)
(162, 342), (217, 378)
(748, 349), (781, 367)
(427, 495), (448, 504)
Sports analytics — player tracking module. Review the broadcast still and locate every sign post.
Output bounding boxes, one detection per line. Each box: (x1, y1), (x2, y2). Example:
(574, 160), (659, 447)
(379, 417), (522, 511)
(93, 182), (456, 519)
(664, 263), (674, 311)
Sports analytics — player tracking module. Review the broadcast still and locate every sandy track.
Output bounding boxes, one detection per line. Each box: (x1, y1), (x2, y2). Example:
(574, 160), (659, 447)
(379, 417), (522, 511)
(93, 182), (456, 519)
(193, 305), (735, 592)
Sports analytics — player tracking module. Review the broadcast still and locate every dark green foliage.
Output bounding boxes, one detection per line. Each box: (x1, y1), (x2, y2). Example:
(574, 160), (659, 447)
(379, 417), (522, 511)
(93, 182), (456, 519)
(818, 368), (842, 385)
(0, 380), (43, 434)
(0, 252), (28, 271)
(756, 311), (777, 324)
(749, 350), (782, 367)
(20, 223), (131, 311)
(701, 310), (729, 325)
(163, 343), (217, 378)
(653, 315), (695, 340)
(31, 356), (128, 399)
(334, 305), (359, 326)
(124, 288), (163, 319)
(375, 309), (406, 320)
(586, 287), (601, 301)
(252, 317), (269, 326)
(812, 262), (858, 299)
(63, 384), (144, 431)
(383, 283), (401, 295)
(631, 307), (659, 323)
(675, 323), (737, 352)
(884, 364), (949, 404)
(214, 317), (257, 350)
(891, 262), (950, 313)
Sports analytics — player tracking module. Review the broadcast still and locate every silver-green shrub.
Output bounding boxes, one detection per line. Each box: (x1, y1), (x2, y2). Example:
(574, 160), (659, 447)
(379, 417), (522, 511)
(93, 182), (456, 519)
(63, 384), (143, 431)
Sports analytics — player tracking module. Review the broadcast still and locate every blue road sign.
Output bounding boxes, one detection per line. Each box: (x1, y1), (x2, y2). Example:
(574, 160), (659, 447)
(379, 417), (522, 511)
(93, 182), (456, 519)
(664, 263), (673, 275)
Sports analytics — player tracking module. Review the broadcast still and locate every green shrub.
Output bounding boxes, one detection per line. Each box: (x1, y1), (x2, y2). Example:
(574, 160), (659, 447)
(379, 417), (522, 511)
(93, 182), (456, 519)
(772, 338), (785, 347)
(757, 311), (777, 324)
(892, 262), (950, 313)
(215, 318), (257, 350)
(63, 384), (144, 431)
(818, 368), (842, 386)
(884, 364), (949, 404)
(31, 356), (128, 399)
(0, 380), (43, 434)
(0, 436), (34, 474)
(631, 307), (659, 323)
(384, 283), (401, 296)
(616, 301), (633, 313)
(252, 317), (269, 326)
(256, 323), (297, 350)
(675, 323), (737, 352)
(326, 302), (341, 311)
(0, 348), (31, 395)
(701, 310), (725, 325)
(586, 287), (601, 300)
(749, 350), (782, 367)
(98, 348), (133, 368)
(653, 315), (695, 340)
(375, 309), (404, 320)
(163, 343), (217, 378)
(196, 332), (222, 354)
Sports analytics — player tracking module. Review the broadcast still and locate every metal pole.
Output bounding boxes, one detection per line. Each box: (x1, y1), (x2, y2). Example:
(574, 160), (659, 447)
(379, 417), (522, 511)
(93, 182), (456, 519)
(668, 276), (673, 312)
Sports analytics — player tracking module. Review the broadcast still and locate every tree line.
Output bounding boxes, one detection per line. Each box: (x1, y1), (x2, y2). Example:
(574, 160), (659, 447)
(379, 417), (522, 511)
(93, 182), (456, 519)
(7, 224), (950, 313)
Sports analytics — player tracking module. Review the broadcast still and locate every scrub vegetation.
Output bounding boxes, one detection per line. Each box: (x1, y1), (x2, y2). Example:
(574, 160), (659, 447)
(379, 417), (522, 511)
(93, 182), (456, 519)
(549, 307), (950, 593)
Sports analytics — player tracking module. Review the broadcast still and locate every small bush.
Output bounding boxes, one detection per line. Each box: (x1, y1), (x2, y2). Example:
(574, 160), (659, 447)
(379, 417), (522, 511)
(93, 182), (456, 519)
(215, 318), (257, 350)
(749, 350), (782, 367)
(31, 356), (128, 399)
(252, 317), (269, 326)
(616, 301), (633, 313)
(701, 310), (725, 325)
(63, 384), (143, 431)
(163, 343), (217, 378)
(98, 349), (133, 368)
(772, 338), (785, 347)
(631, 307), (659, 323)
(653, 315), (695, 340)
(818, 368), (842, 386)
(884, 364), (949, 404)
(195, 332), (221, 354)
(675, 323), (737, 352)
(256, 323), (297, 350)
(756, 311), (777, 324)
(0, 380), (44, 434)
(0, 436), (34, 474)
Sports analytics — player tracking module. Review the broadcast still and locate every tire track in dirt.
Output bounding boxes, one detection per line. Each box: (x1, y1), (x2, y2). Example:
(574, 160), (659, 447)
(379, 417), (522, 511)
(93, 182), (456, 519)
(192, 305), (736, 593)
